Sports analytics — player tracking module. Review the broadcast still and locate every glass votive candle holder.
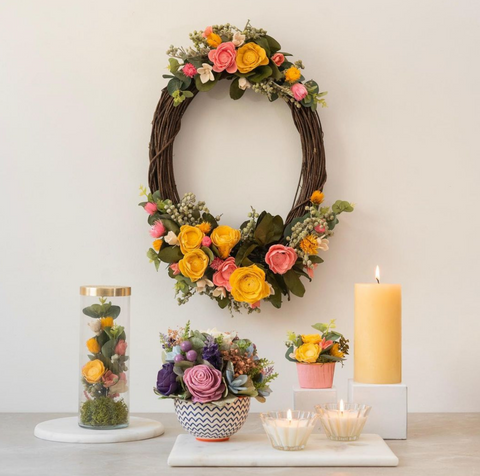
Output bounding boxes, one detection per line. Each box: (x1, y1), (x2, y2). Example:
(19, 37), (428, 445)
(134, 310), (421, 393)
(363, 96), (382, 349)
(315, 402), (371, 441)
(260, 410), (318, 451)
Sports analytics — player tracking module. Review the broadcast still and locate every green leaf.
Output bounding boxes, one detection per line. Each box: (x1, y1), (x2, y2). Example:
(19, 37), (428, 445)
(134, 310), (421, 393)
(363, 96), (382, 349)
(283, 269), (305, 297)
(324, 331), (343, 342)
(265, 35), (281, 54)
(158, 245), (183, 264)
(102, 339), (116, 359)
(269, 61), (283, 81)
(253, 37), (271, 57)
(174, 71), (191, 88)
(195, 74), (218, 92)
(168, 58), (180, 74)
(312, 323), (328, 333)
(309, 255), (324, 264)
(107, 305), (121, 319)
(285, 345), (297, 362)
(249, 65), (272, 84)
(201, 246), (214, 264)
(254, 213), (284, 245)
(161, 218), (180, 234)
(167, 77), (183, 95)
(283, 213), (308, 239)
(327, 214), (339, 230)
(202, 213), (218, 229)
(82, 306), (100, 318)
(229, 77), (245, 100)
(292, 265), (312, 282)
(147, 248), (158, 261)
(266, 274), (282, 308)
(235, 242), (257, 266)
(332, 200), (354, 214)
(217, 297), (229, 309)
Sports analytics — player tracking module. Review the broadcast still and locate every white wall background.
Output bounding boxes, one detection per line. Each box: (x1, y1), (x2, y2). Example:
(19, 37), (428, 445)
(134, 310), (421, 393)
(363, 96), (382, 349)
(1, 0), (479, 413)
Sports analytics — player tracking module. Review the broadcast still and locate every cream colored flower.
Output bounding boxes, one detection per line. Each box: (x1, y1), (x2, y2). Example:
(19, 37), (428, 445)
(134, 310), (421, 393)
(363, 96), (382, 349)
(196, 278), (213, 293)
(197, 63), (214, 84)
(212, 287), (227, 299)
(317, 238), (329, 251)
(239, 77), (251, 90)
(267, 283), (275, 296)
(202, 325), (237, 344)
(88, 319), (102, 335)
(164, 231), (179, 246)
(232, 31), (245, 47)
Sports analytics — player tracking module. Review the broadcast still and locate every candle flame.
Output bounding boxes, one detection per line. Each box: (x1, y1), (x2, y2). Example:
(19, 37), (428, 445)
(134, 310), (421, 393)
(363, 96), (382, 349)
(287, 409), (293, 422)
(339, 399), (345, 412)
(375, 266), (380, 284)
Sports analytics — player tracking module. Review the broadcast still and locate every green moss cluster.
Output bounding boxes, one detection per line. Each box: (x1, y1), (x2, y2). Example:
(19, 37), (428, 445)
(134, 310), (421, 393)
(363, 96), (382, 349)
(80, 397), (128, 427)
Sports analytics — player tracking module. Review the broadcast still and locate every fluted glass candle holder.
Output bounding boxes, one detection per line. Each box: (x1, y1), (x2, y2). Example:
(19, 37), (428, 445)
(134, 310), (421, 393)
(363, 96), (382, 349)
(315, 402), (371, 441)
(261, 410), (317, 451)
(79, 285), (131, 430)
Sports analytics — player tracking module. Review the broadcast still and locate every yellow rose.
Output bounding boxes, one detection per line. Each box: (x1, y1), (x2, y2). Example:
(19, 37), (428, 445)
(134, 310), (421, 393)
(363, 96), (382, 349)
(178, 225), (204, 254)
(211, 225), (241, 258)
(82, 359), (105, 383)
(178, 249), (209, 282)
(236, 42), (269, 73)
(86, 337), (100, 354)
(295, 343), (321, 363)
(229, 265), (271, 304)
(285, 66), (301, 83)
(100, 317), (114, 329)
(207, 33), (222, 48)
(330, 343), (345, 358)
(301, 334), (322, 344)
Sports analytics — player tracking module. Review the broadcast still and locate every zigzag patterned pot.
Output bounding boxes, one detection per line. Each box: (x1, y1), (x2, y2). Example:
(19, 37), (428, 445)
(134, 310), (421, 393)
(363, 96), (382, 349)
(174, 397), (251, 441)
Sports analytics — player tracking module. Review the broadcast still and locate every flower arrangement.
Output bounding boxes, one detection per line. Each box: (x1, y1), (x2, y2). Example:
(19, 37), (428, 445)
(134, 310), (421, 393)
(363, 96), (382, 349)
(163, 21), (327, 110)
(80, 298), (129, 427)
(285, 320), (349, 365)
(140, 187), (353, 313)
(154, 322), (278, 404)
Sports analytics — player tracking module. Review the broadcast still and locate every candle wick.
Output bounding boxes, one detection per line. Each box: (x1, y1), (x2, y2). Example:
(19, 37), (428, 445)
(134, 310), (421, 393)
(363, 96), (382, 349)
(375, 277), (380, 284)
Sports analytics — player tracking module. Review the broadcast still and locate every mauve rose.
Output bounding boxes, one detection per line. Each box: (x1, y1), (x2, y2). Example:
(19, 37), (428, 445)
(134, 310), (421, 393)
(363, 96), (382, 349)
(183, 364), (225, 403)
(115, 339), (127, 356)
(156, 363), (178, 396)
(212, 257), (237, 291)
(271, 53), (285, 66)
(291, 83), (308, 101)
(208, 42), (237, 74)
(265, 244), (297, 275)
(144, 202), (157, 215)
(102, 370), (119, 388)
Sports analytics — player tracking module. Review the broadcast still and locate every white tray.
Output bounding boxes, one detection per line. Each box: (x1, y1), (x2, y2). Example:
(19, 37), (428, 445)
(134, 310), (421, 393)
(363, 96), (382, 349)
(168, 433), (399, 467)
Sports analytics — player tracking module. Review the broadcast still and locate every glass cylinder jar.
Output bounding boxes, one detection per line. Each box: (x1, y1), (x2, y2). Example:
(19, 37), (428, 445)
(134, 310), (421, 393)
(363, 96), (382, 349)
(79, 285), (131, 429)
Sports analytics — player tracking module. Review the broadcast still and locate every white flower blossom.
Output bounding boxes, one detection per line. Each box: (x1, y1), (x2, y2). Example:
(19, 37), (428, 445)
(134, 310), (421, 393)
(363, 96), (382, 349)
(196, 278), (213, 294)
(239, 77), (251, 90)
(164, 231), (179, 245)
(317, 237), (329, 251)
(197, 63), (214, 84)
(202, 325), (238, 344)
(232, 32), (245, 47)
(88, 319), (102, 335)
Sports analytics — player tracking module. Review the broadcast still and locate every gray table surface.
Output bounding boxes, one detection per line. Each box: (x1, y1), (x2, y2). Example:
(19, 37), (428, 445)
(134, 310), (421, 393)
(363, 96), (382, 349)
(1, 413), (479, 476)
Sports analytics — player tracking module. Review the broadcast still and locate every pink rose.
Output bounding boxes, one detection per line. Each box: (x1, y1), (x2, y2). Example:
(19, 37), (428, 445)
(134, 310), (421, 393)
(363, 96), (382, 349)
(315, 225), (326, 234)
(182, 63), (197, 78)
(212, 257), (237, 291)
(265, 244), (297, 275)
(102, 370), (119, 388)
(144, 202), (157, 215)
(150, 220), (166, 238)
(202, 236), (212, 247)
(202, 26), (213, 38)
(208, 42), (237, 74)
(115, 339), (127, 356)
(271, 53), (285, 66)
(183, 364), (225, 403)
(170, 263), (180, 275)
(291, 83), (308, 101)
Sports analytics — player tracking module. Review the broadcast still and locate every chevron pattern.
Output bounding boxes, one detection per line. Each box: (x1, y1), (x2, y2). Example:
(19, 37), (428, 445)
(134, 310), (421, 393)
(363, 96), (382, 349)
(174, 397), (251, 440)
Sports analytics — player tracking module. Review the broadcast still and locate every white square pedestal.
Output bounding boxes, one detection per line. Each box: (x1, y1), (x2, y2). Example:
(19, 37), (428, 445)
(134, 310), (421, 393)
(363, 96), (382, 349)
(348, 379), (407, 439)
(293, 385), (337, 412)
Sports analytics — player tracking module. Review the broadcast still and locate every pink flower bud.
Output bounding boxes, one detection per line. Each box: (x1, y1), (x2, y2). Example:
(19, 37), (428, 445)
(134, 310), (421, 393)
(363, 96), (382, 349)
(315, 225), (326, 234)
(150, 221), (166, 238)
(202, 236), (212, 247)
(144, 202), (157, 215)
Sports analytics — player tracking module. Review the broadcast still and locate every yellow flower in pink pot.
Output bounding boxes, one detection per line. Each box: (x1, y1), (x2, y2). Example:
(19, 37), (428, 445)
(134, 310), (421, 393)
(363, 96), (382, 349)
(301, 334), (322, 344)
(295, 343), (321, 363)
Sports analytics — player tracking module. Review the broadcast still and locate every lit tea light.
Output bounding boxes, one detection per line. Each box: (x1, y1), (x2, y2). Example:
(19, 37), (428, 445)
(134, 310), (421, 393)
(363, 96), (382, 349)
(260, 410), (317, 451)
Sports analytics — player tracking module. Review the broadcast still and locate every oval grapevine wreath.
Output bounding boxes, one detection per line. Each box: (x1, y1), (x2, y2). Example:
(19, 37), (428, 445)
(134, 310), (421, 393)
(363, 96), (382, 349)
(140, 22), (354, 314)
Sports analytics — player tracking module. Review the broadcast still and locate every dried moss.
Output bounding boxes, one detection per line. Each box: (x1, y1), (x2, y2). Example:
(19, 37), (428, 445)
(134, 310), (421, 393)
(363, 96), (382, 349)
(80, 397), (128, 428)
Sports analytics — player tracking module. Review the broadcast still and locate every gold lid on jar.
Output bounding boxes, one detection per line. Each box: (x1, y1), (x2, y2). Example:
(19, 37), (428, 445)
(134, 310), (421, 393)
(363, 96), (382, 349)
(80, 285), (131, 297)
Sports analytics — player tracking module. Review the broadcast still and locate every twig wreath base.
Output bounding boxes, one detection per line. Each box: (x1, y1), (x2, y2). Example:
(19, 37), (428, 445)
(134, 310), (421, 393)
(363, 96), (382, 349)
(140, 22), (354, 314)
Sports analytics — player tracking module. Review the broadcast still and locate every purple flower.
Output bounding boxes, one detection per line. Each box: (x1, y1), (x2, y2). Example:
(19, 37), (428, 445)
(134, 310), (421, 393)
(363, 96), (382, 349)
(156, 363), (178, 396)
(202, 336), (223, 370)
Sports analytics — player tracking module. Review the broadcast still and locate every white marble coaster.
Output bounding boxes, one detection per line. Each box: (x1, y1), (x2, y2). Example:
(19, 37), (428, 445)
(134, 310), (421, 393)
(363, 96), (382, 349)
(34, 416), (165, 443)
(168, 433), (398, 467)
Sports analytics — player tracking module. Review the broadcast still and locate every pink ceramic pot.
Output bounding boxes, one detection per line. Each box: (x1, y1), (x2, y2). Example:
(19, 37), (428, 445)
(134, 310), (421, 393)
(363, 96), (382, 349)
(296, 362), (336, 389)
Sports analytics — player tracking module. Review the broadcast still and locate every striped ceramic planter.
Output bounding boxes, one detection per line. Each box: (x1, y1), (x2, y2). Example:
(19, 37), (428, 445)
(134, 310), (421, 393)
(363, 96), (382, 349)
(174, 397), (251, 441)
